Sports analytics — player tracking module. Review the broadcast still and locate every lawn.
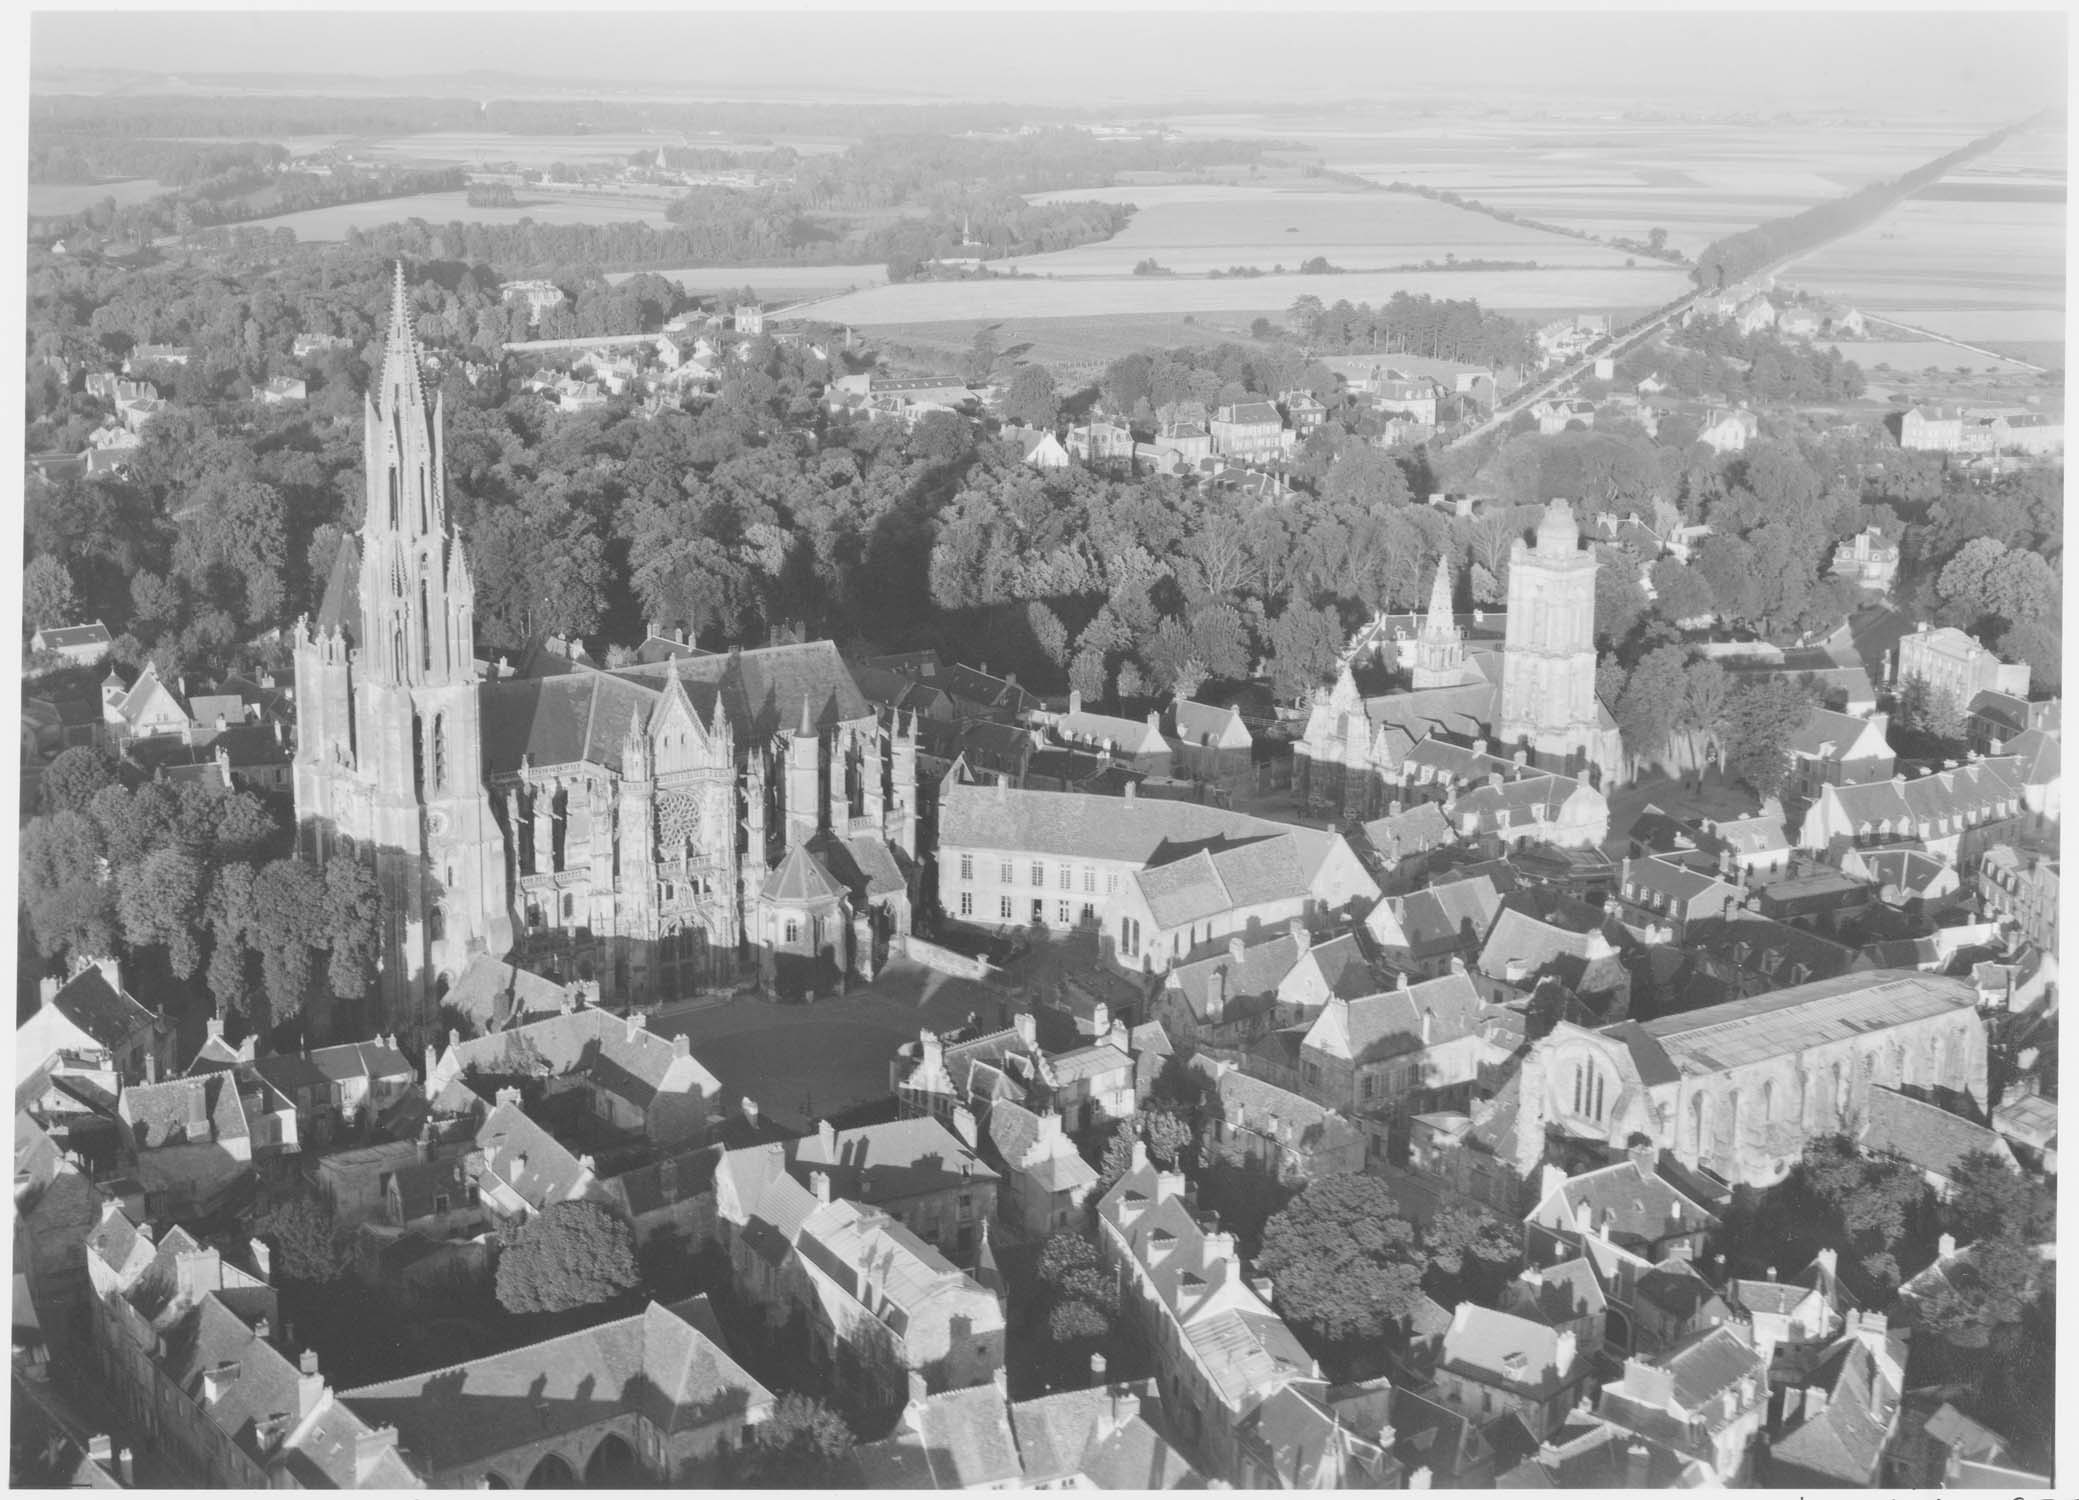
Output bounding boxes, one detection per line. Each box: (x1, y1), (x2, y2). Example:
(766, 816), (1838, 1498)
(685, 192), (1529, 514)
(1013, 180), (1630, 278)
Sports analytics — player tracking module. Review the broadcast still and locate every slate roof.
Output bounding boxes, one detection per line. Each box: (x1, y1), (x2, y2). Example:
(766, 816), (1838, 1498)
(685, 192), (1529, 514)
(1361, 801), (1456, 863)
(1817, 759), (2025, 835)
(1789, 707), (1890, 761)
(755, 1114), (996, 1206)
(314, 534), (363, 647)
(34, 622), (113, 649)
(120, 1073), (247, 1148)
(474, 1101), (587, 1210)
(341, 1300), (771, 1474)
(1385, 874), (1502, 954)
(441, 1006), (719, 1108)
(1203, 1063), (1361, 1156)
(1634, 970), (1976, 1074)
(480, 641), (873, 774)
(2002, 728), (2058, 786)
(1862, 1087), (2014, 1180)
(1134, 835), (1308, 928)
(1163, 930), (1304, 1021)
(1011, 1384), (1201, 1488)
(1478, 905), (1627, 996)
(1173, 698), (1249, 747)
(1306, 972), (1489, 1065)
(1769, 1336), (1895, 1485)
(442, 955), (572, 1032)
(941, 783), (1340, 877)
(307, 1039), (413, 1085)
(1537, 1158), (1716, 1246)
(764, 842), (849, 905)
(42, 968), (156, 1051)
(1594, 1022), (1682, 1087)
(1296, 932), (1385, 1001)
(1505, 1258), (1605, 1328)
(857, 1383), (1023, 1488)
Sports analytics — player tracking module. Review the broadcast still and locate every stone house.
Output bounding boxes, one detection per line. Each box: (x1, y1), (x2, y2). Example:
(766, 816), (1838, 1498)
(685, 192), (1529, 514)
(1432, 1303), (1589, 1439)
(1168, 697), (1254, 788)
(1109, 829), (1378, 976)
(1594, 1325), (1769, 1484)
(17, 961), (174, 1090)
(982, 1100), (1097, 1238)
(1192, 1056), (1365, 1183)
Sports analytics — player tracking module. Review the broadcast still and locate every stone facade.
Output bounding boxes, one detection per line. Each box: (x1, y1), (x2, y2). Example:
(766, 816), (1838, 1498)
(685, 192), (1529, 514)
(1498, 501), (1621, 780)
(295, 269), (917, 1042)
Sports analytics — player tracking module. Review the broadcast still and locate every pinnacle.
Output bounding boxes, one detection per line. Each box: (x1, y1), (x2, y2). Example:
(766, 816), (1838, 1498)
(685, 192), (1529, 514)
(799, 695), (815, 737)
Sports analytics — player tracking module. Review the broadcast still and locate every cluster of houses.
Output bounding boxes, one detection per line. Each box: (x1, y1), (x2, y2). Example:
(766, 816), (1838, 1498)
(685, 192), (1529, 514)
(21, 656), (295, 796)
(1890, 403), (2065, 458)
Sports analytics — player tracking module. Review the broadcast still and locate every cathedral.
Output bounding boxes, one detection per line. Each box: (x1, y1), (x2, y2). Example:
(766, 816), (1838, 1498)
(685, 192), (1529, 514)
(294, 268), (920, 1043)
(1296, 498), (1624, 821)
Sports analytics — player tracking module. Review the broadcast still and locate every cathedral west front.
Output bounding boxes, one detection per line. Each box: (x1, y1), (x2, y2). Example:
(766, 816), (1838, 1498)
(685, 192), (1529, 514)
(294, 268), (919, 1045)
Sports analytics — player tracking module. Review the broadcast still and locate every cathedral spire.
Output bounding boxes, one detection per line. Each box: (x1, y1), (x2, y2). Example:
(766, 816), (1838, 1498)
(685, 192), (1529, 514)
(1423, 557), (1453, 632)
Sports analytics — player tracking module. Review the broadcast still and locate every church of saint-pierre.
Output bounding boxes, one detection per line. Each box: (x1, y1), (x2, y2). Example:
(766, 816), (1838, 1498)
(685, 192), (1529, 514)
(293, 268), (919, 1042)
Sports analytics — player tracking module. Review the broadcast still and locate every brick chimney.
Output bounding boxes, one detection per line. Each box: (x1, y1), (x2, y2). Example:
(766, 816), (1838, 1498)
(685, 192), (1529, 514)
(810, 1170), (831, 1204)
(186, 1079), (212, 1142)
(818, 1118), (838, 1155)
(1288, 916), (1310, 954)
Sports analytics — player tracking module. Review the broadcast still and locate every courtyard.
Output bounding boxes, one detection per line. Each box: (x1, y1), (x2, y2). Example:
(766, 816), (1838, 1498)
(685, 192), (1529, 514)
(646, 931), (1119, 1132)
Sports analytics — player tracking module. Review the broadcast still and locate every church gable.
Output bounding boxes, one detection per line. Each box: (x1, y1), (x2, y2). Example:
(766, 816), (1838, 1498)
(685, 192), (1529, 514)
(649, 672), (715, 775)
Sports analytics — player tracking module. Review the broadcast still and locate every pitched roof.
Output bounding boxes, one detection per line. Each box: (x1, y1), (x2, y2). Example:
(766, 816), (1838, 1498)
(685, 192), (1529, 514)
(1818, 758), (2025, 833)
(941, 783), (1342, 877)
(1769, 1336), (1895, 1484)
(1307, 971), (1490, 1065)
(1203, 1063), (1362, 1156)
(119, 1072), (248, 1148)
(474, 1101), (587, 1210)
(481, 641), (874, 774)
(1164, 930), (1304, 1021)
(1635, 969), (1975, 1075)
(1439, 1304), (1583, 1397)
(341, 1300), (771, 1474)
(1134, 835), (1308, 929)
(314, 534), (363, 648)
(306, 1039), (413, 1084)
(1010, 1384), (1201, 1488)
(1361, 801), (1456, 862)
(42, 967), (156, 1051)
(1862, 1087), (2014, 1180)
(440, 1005), (719, 1108)
(441, 955), (572, 1032)
(764, 842), (849, 905)
(1537, 1157), (1716, 1246)
(858, 1382), (1022, 1488)
(1173, 698), (1249, 746)
(1387, 874), (1502, 953)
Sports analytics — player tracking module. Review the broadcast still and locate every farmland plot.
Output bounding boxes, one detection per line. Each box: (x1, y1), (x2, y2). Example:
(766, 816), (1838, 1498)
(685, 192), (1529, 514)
(238, 187), (681, 241)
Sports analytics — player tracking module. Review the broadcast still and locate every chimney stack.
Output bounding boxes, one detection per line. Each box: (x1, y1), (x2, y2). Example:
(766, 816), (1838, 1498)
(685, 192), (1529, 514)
(810, 1170), (831, 1204)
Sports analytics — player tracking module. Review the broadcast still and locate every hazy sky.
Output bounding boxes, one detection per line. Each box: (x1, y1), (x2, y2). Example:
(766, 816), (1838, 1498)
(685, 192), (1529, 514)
(29, 8), (2071, 117)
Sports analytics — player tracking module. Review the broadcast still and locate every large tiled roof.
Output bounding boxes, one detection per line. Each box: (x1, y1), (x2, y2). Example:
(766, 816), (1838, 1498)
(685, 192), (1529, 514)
(748, 1115), (996, 1207)
(941, 784), (1339, 875)
(1862, 1087), (2013, 1180)
(1205, 1064), (1360, 1154)
(1388, 874), (1502, 954)
(443, 1006), (718, 1107)
(442, 955), (571, 1032)
(764, 842), (849, 905)
(481, 641), (873, 774)
(1164, 930), (1304, 1020)
(1505, 1258), (1605, 1328)
(1789, 707), (1889, 760)
(1538, 1158), (1715, 1247)
(1769, 1336), (1894, 1484)
(475, 1101), (587, 1210)
(158, 1293), (308, 1469)
(1361, 801), (1456, 862)
(1818, 758), (2025, 833)
(858, 1383), (1022, 1488)
(1010, 1384), (1199, 1488)
(797, 1198), (1000, 1335)
(120, 1073), (247, 1148)
(1307, 971), (1489, 1065)
(1134, 835), (1308, 928)
(306, 1039), (412, 1084)
(1634, 970), (1975, 1074)
(2001, 728), (2058, 785)
(342, 1300), (770, 1474)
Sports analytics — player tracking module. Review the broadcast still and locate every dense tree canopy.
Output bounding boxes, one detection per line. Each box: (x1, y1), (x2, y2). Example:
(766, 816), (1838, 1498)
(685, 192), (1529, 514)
(494, 1199), (643, 1314)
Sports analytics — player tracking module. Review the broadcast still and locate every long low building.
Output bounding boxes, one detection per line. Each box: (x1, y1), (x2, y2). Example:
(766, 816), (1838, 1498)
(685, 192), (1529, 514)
(1502, 970), (1988, 1186)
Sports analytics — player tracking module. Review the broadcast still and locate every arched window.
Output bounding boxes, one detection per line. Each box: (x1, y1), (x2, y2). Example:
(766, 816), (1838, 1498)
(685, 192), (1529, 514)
(419, 472), (429, 535)
(412, 715), (426, 798)
(387, 467), (398, 530)
(430, 713), (447, 794)
(562, 893), (574, 921)
(420, 576), (433, 676)
(1690, 1093), (1709, 1153)
(1592, 1071), (1605, 1122)
(1573, 1065), (1585, 1116)
(1726, 1089), (1740, 1144)
(393, 629), (406, 682)
(427, 905), (445, 942)
(1832, 1061), (1847, 1121)
(1759, 1079), (1774, 1122)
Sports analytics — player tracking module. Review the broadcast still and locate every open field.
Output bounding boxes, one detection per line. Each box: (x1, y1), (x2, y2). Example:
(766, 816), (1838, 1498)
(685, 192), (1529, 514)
(1783, 128), (2065, 365)
(1017, 179), (1632, 275)
(789, 264), (1689, 327)
(347, 130), (851, 168)
(609, 263), (890, 301)
(1821, 340), (2036, 376)
(236, 186), (682, 240)
(27, 177), (165, 215)
(868, 311), (1276, 376)
(1169, 114), (1989, 257)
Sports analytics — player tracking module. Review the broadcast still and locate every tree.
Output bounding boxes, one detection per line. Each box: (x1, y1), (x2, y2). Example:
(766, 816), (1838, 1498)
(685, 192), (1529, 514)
(1614, 644), (1691, 774)
(1997, 620), (2060, 696)
(1720, 676), (1813, 798)
(1322, 445), (1411, 511)
(253, 1196), (352, 1283)
(1895, 676), (1966, 743)
(1144, 1108), (1193, 1170)
(1002, 364), (1061, 429)
(1266, 603), (1345, 702)
(725, 1393), (856, 1488)
(494, 1199), (643, 1314)
(1257, 1175), (1426, 1351)
(39, 745), (120, 817)
(1424, 1204), (1521, 1280)
(22, 555), (81, 632)
(1946, 1150), (2055, 1245)
(1036, 1229), (1116, 1314)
